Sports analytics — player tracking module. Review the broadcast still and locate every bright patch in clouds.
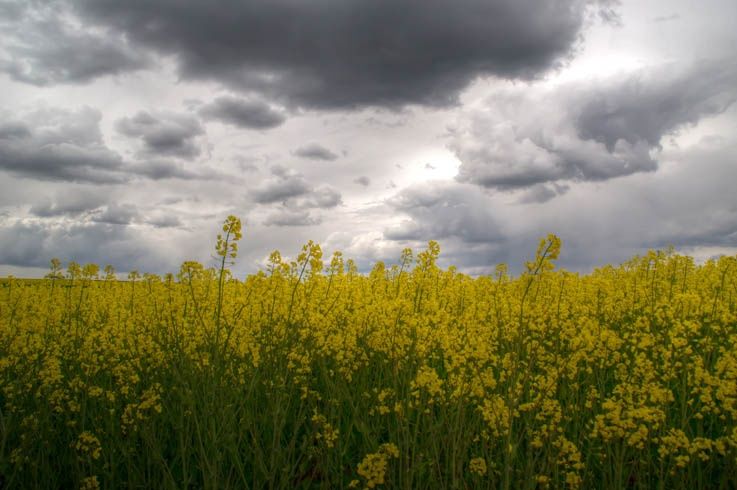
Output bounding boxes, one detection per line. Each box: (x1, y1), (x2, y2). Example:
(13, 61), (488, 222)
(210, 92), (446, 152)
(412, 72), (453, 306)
(403, 149), (462, 184)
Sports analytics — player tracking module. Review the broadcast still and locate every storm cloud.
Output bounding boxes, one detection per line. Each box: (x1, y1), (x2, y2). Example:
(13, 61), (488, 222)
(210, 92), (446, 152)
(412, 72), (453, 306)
(62, 0), (616, 109)
(115, 111), (205, 160)
(250, 166), (342, 213)
(126, 160), (214, 181)
(294, 144), (339, 161)
(250, 167), (313, 204)
(199, 96), (286, 129)
(354, 176), (371, 187)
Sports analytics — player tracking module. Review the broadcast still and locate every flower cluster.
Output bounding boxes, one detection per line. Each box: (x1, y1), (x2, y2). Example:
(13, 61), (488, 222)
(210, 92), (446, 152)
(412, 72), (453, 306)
(356, 443), (400, 489)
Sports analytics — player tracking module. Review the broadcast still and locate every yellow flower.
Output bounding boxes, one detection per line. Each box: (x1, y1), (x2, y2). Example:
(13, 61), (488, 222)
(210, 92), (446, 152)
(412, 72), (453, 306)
(73, 431), (101, 460)
(357, 453), (389, 488)
(469, 457), (487, 476)
(356, 443), (399, 488)
(79, 476), (100, 490)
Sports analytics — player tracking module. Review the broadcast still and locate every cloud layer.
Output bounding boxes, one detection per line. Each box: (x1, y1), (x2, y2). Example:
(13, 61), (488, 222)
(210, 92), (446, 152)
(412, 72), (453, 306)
(451, 60), (737, 190)
(199, 96), (286, 129)
(382, 133), (737, 273)
(0, 106), (220, 185)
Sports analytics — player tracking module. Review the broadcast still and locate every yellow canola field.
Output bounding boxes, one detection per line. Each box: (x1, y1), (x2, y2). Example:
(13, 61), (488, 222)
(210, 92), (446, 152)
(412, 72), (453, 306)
(1, 218), (736, 489)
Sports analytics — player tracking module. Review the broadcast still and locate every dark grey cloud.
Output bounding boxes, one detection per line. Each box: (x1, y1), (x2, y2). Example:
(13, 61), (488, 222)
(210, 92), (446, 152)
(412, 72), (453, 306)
(0, 221), (50, 268)
(452, 60), (737, 190)
(0, 219), (172, 272)
(250, 166), (342, 210)
(263, 209), (321, 227)
(639, 140), (737, 250)
(294, 144), (339, 161)
(0, 107), (128, 184)
(0, 122), (31, 139)
(127, 160), (206, 181)
(251, 168), (312, 204)
(115, 111), (204, 160)
(576, 62), (736, 151)
(199, 96), (286, 129)
(63, 0), (615, 108)
(0, 1), (151, 85)
(354, 176), (371, 187)
(0, 143), (126, 184)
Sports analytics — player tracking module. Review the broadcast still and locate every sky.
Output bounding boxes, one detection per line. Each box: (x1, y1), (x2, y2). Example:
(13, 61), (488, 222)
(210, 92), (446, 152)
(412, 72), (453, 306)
(1, 0), (736, 277)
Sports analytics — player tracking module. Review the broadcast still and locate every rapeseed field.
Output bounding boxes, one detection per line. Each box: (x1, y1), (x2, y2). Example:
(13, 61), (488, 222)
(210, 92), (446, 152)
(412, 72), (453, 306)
(1, 216), (736, 489)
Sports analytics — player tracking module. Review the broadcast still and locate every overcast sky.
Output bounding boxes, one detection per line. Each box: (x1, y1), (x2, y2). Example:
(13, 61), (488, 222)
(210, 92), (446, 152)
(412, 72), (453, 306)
(1, 0), (736, 277)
